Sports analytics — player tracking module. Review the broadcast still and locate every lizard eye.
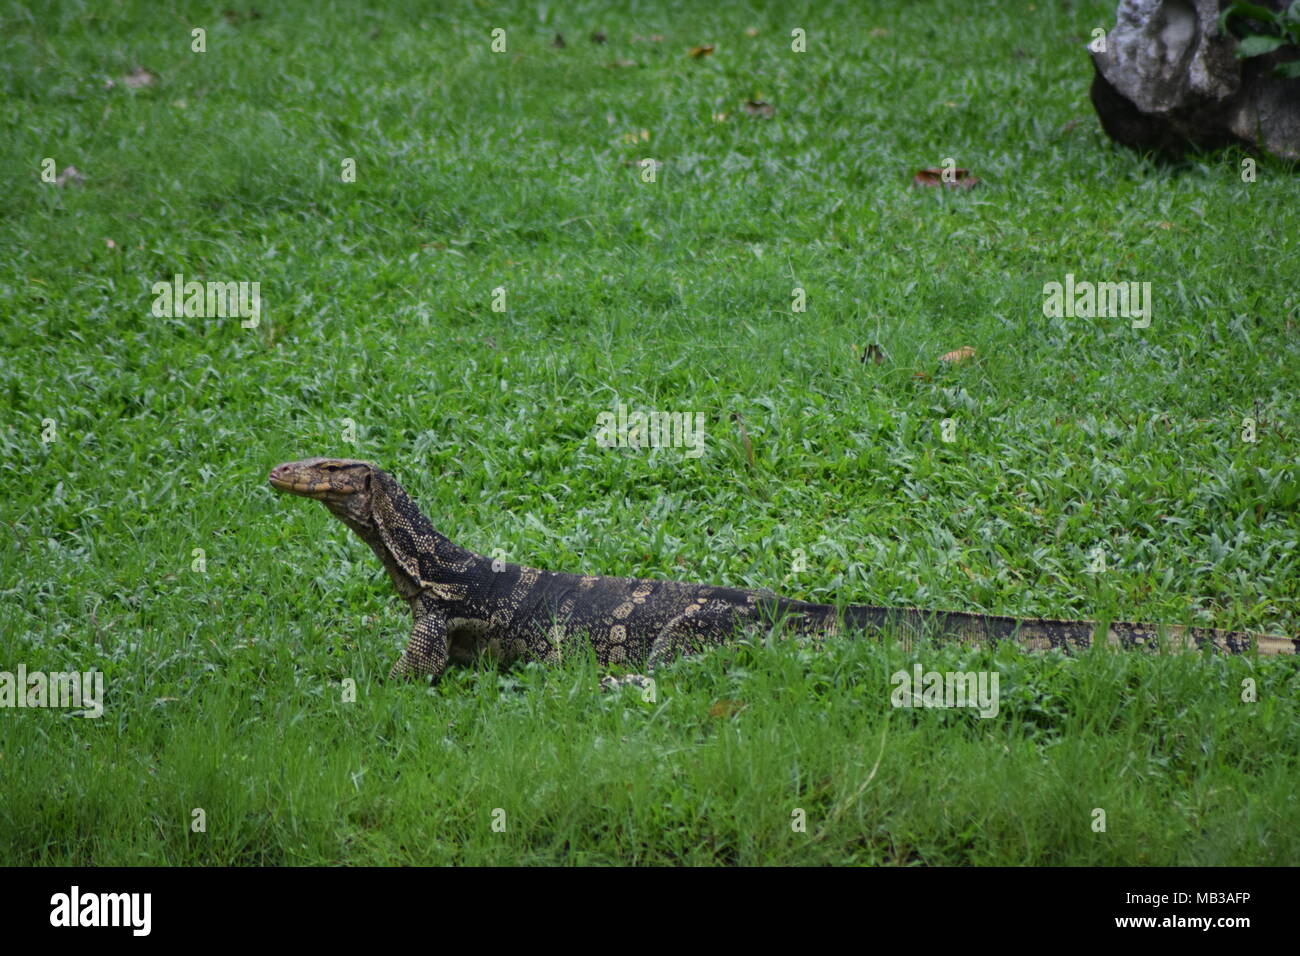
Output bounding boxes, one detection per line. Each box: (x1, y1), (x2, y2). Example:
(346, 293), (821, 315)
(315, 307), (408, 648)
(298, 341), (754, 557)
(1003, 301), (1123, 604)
(323, 463), (339, 472)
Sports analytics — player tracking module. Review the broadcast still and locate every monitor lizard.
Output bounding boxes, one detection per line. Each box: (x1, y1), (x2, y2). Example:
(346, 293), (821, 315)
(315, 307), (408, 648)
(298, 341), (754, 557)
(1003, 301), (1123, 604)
(268, 457), (1298, 685)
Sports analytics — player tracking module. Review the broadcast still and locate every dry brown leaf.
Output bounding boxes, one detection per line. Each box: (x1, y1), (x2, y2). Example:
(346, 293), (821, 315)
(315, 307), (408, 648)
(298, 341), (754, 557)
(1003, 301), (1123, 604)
(55, 166), (84, 188)
(221, 8), (262, 26)
(743, 100), (775, 118)
(912, 167), (980, 189)
(710, 699), (746, 718)
(744, 27), (759, 37)
(940, 346), (976, 364)
(122, 66), (156, 89)
(688, 44), (715, 58)
(731, 412), (754, 468)
(861, 343), (885, 365)
(608, 58), (637, 68)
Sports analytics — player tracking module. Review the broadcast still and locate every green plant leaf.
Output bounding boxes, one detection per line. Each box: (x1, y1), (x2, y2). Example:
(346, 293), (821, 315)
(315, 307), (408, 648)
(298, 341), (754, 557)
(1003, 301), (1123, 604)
(1237, 34), (1287, 57)
(1220, 0), (1285, 36)
(1284, 2), (1300, 42)
(1274, 58), (1300, 76)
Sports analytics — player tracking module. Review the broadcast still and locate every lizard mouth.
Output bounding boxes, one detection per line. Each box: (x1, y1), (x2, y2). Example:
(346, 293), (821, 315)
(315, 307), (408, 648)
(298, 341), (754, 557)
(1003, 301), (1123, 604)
(268, 464), (353, 500)
(268, 465), (320, 496)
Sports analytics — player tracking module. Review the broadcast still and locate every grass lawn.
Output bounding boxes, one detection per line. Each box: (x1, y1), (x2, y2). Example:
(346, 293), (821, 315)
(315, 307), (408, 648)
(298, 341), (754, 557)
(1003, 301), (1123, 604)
(1, 0), (1297, 865)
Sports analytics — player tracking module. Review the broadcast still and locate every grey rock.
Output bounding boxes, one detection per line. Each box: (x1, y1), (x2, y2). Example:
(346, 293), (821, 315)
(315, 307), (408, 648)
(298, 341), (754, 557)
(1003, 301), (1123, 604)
(1090, 0), (1300, 161)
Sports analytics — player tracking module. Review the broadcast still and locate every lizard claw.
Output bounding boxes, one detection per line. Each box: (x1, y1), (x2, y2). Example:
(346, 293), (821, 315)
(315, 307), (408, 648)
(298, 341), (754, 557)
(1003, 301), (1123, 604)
(600, 673), (654, 693)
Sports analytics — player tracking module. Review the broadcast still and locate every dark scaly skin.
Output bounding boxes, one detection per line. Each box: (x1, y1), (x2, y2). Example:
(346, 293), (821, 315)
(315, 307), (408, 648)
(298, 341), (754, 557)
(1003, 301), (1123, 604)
(268, 457), (1299, 683)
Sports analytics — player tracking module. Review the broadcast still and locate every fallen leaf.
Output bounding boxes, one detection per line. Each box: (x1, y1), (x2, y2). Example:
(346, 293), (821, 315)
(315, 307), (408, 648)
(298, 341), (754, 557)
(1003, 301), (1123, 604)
(620, 128), (650, 144)
(870, 28), (889, 37)
(55, 166), (84, 188)
(710, 699), (746, 718)
(1158, 221), (1172, 229)
(743, 100), (775, 118)
(632, 34), (664, 43)
(221, 8), (261, 26)
(551, 33), (566, 48)
(940, 346), (976, 364)
(912, 167), (980, 189)
(688, 44), (715, 58)
(122, 66), (156, 89)
(731, 412), (754, 468)
(590, 30), (607, 44)
(608, 58), (637, 68)
(744, 27), (759, 37)
(861, 343), (885, 364)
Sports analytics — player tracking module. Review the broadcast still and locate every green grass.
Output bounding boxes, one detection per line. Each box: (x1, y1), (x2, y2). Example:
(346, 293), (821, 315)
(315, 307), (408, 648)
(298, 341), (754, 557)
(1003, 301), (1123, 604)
(1, 0), (1297, 865)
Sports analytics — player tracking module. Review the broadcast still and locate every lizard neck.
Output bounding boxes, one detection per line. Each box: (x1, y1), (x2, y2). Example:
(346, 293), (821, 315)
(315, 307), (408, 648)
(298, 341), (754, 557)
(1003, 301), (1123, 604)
(371, 470), (481, 569)
(328, 506), (426, 601)
(328, 471), (491, 607)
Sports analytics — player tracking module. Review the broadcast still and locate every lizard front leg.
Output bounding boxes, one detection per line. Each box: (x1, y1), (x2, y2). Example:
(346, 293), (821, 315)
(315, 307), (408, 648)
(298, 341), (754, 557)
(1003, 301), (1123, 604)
(389, 607), (449, 683)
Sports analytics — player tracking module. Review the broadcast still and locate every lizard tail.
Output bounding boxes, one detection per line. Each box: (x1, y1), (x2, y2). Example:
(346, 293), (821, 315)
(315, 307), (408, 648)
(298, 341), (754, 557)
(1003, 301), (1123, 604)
(831, 604), (1298, 656)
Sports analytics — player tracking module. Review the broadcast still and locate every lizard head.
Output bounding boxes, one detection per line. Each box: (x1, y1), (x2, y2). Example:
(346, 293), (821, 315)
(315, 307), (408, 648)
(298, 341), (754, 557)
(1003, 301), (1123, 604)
(269, 457), (377, 525)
